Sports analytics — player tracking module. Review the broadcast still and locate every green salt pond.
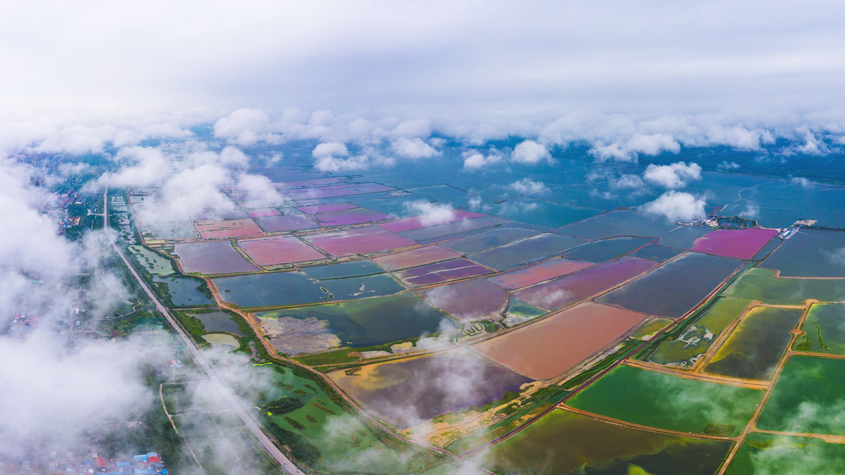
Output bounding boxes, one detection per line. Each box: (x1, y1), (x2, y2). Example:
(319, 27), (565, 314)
(724, 268), (845, 305)
(725, 433), (845, 475)
(757, 356), (845, 435)
(566, 365), (762, 436)
(649, 298), (752, 367)
(474, 409), (731, 475)
(794, 303), (845, 354)
(704, 306), (803, 380)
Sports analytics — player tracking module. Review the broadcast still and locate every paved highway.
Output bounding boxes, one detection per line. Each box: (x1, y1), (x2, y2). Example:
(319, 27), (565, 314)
(103, 187), (305, 475)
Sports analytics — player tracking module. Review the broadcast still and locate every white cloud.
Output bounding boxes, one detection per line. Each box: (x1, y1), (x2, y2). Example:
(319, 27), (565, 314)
(511, 140), (551, 164)
(312, 142), (349, 158)
(391, 137), (440, 158)
(643, 162), (702, 189)
(508, 178), (548, 194)
(403, 200), (456, 226)
(462, 150), (503, 170)
(213, 108), (281, 145)
(641, 191), (707, 222)
(717, 161), (740, 171)
(590, 143), (636, 163)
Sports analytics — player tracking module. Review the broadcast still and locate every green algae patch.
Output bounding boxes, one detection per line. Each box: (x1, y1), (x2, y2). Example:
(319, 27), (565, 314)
(650, 298), (752, 367)
(473, 409), (731, 475)
(757, 355), (845, 436)
(725, 432), (845, 474)
(566, 365), (762, 436)
(794, 303), (845, 354)
(704, 306), (803, 380)
(724, 268), (845, 305)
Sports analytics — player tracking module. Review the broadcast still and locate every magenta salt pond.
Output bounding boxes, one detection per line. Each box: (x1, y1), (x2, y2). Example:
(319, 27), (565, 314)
(692, 228), (779, 260)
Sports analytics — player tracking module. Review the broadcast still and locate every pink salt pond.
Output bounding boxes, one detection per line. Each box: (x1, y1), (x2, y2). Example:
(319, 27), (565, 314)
(246, 208), (282, 218)
(303, 226), (415, 257)
(372, 246), (462, 271)
(515, 256), (657, 311)
(692, 228), (779, 260)
(419, 278), (508, 322)
(490, 258), (594, 290)
(379, 210), (485, 233)
(315, 207), (391, 226)
(238, 236), (326, 266)
(194, 219), (264, 239)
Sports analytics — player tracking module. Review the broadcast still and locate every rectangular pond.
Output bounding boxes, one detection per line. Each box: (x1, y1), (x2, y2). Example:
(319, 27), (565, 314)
(724, 268), (845, 305)
(395, 258), (492, 286)
(418, 278), (508, 322)
(194, 218), (264, 239)
(794, 303), (845, 354)
(372, 246), (461, 271)
(704, 306), (803, 380)
(173, 241), (260, 274)
(439, 227), (538, 253)
(598, 252), (743, 319)
(468, 233), (585, 271)
(315, 207), (392, 226)
(489, 258), (593, 290)
(397, 216), (509, 242)
(691, 228), (779, 260)
(237, 236), (326, 266)
(649, 297), (752, 367)
(564, 236), (656, 263)
(757, 356), (845, 436)
(566, 365), (763, 437)
(213, 270), (404, 308)
(760, 228), (845, 277)
(258, 292), (452, 354)
(256, 214), (319, 232)
(304, 226), (416, 256)
(474, 302), (649, 379)
(328, 348), (533, 429)
(474, 410), (731, 475)
(516, 257), (657, 311)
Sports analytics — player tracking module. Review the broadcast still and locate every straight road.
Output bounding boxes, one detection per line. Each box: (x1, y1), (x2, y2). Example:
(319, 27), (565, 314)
(104, 187), (305, 475)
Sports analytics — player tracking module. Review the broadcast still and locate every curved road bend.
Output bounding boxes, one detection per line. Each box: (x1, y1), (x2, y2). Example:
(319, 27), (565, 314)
(103, 187), (305, 475)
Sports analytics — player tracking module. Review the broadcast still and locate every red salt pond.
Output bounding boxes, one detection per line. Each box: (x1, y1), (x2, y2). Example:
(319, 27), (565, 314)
(474, 302), (650, 379)
(396, 258), (492, 286)
(419, 278), (507, 322)
(238, 236), (326, 266)
(246, 208), (282, 218)
(379, 210), (486, 233)
(256, 215), (319, 232)
(373, 246), (461, 271)
(303, 226), (415, 256)
(515, 256), (656, 311)
(692, 228), (779, 260)
(490, 258), (594, 290)
(195, 218), (264, 239)
(315, 207), (391, 226)
(297, 202), (357, 214)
